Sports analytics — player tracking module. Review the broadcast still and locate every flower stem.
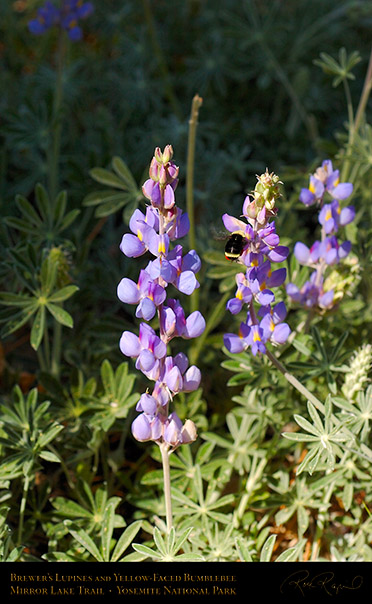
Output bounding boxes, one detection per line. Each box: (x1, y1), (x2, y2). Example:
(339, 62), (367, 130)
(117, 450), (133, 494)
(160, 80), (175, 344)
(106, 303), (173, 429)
(142, 0), (182, 120)
(159, 441), (173, 533)
(342, 47), (372, 182)
(48, 28), (65, 202)
(51, 316), (62, 378)
(265, 348), (325, 415)
(186, 94), (203, 314)
(17, 472), (31, 546)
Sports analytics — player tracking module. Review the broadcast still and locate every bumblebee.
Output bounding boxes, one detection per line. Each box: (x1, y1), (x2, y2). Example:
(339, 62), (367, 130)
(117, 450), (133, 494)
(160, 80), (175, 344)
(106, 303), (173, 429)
(224, 231), (246, 261)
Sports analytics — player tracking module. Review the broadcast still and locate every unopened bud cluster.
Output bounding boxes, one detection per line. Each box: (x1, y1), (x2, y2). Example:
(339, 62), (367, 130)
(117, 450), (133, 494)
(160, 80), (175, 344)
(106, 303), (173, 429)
(342, 344), (372, 401)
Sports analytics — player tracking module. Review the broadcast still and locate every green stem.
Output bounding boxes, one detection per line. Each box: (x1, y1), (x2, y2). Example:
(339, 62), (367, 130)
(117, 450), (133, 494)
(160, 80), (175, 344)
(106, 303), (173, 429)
(186, 94), (203, 314)
(142, 0), (182, 120)
(48, 444), (75, 491)
(189, 290), (230, 366)
(43, 323), (51, 373)
(48, 29), (66, 201)
(310, 481), (334, 560)
(342, 47), (372, 182)
(265, 348), (325, 415)
(159, 442), (173, 533)
(51, 316), (62, 378)
(36, 345), (47, 373)
(17, 472), (31, 546)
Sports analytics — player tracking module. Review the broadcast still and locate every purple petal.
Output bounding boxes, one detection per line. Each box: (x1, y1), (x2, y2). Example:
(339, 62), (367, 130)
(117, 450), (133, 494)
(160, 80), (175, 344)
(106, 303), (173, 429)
(267, 246), (289, 263)
(294, 242), (310, 265)
(223, 333), (246, 354)
(226, 298), (243, 315)
(136, 393), (157, 414)
(117, 278), (140, 304)
(135, 297), (156, 321)
(164, 184), (175, 208)
(120, 331), (141, 357)
(339, 240), (351, 259)
(132, 414), (152, 442)
(257, 289), (275, 306)
(222, 213), (246, 233)
(330, 182), (353, 200)
(268, 268), (286, 287)
(299, 188), (315, 206)
(182, 250), (201, 273)
(174, 352), (189, 375)
(184, 311), (206, 338)
(272, 301), (287, 323)
(166, 366), (183, 392)
(340, 206), (355, 226)
(319, 290), (334, 309)
(120, 233), (146, 258)
(272, 323), (290, 344)
(183, 366), (201, 391)
(137, 349), (156, 372)
(177, 270), (198, 295)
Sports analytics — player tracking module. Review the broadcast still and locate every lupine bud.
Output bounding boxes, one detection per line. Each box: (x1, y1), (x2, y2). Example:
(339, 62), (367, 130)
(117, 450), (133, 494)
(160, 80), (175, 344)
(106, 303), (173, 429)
(342, 344), (372, 401)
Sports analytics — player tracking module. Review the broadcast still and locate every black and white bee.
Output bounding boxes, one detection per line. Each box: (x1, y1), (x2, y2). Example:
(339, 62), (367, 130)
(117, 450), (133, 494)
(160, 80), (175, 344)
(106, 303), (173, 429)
(224, 231), (246, 261)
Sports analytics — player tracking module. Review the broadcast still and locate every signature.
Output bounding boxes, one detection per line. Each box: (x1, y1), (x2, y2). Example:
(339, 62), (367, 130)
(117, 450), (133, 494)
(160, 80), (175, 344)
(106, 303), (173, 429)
(280, 570), (363, 597)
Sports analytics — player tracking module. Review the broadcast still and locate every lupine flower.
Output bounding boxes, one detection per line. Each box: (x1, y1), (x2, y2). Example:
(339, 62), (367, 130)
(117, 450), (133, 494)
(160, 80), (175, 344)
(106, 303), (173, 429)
(118, 146), (205, 449)
(299, 160), (353, 206)
(28, 0), (94, 41)
(287, 159), (355, 313)
(223, 170), (290, 356)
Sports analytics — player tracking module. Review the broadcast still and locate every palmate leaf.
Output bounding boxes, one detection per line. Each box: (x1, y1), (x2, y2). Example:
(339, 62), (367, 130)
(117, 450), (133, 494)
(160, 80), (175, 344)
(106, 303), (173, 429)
(84, 156), (143, 218)
(30, 306), (45, 350)
(46, 303), (73, 328)
(111, 521), (142, 562)
(64, 522), (103, 562)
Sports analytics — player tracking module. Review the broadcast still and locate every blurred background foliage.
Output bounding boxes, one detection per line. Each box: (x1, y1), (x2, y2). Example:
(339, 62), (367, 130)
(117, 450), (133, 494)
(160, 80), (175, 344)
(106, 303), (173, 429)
(1, 0), (372, 561)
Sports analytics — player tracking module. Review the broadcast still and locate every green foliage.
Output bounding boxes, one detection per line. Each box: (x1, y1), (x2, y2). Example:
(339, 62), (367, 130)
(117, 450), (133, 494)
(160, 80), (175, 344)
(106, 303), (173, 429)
(0, 0), (372, 564)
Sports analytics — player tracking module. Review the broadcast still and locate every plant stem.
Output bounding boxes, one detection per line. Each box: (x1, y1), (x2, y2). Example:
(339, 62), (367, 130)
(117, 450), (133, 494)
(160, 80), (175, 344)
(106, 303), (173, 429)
(43, 323), (51, 373)
(48, 28), (66, 202)
(189, 290), (230, 365)
(186, 94), (203, 314)
(142, 0), (182, 120)
(51, 317), (62, 378)
(342, 47), (372, 182)
(265, 348), (325, 414)
(17, 472), (31, 546)
(159, 442), (173, 533)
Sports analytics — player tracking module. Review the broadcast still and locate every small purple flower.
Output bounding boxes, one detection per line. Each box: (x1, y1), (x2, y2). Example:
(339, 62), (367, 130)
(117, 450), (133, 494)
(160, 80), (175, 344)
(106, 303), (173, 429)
(120, 323), (167, 375)
(117, 269), (167, 321)
(28, 1), (60, 35)
(28, 0), (94, 41)
(318, 200), (355, 234)
(300, 160), (353, 207)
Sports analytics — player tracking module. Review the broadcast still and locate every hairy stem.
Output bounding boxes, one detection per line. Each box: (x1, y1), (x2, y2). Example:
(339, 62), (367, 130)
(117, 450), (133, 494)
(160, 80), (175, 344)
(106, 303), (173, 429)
(342, 47), (372, 182)
(142, 0), (182, 120)
(186, 94), (203, 314)
(159, 442), (173, 532)
(48, 29), (65, 201)
(17, 472), (31, 546)
(265, 348), (325, 414)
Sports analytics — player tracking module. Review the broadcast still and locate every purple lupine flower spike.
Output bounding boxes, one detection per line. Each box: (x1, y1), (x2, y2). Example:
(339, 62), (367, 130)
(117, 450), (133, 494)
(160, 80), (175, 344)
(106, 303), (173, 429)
(287, 159), (355, 312)
(28, 0), (94, 41)
(223, 170), (290, 357)
(117, 146), (204, 449)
